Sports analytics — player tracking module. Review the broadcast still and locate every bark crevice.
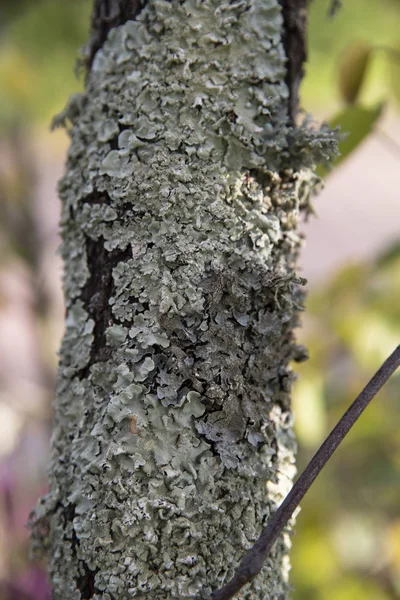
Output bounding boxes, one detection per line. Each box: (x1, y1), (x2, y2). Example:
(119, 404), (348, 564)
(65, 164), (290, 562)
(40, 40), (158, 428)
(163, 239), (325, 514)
(278, 0), (308, 122)
(80, 192), (132, 369)
(64, 504), (99, 600)
(86, 0), (147, 69)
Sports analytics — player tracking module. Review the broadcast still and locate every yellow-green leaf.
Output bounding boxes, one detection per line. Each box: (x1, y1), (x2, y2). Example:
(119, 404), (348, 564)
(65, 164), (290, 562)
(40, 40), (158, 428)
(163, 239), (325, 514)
(338, 42), (372, 105)
(388, 46), (400, 107)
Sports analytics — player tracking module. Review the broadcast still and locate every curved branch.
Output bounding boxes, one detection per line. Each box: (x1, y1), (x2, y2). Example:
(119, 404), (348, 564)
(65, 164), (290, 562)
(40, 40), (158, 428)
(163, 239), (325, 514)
(209, 345), (400, 600)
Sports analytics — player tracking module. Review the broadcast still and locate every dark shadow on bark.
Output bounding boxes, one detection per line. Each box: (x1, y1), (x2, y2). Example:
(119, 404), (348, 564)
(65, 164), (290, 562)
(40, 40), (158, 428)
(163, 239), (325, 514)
(86, 0), (148, 69)
(80, 191), (131, 371)
(278, 0), (307, 122)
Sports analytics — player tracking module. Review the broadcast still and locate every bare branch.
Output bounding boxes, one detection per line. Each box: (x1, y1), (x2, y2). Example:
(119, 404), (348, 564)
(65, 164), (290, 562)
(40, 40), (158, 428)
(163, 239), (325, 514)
(209, 345), (400, 600)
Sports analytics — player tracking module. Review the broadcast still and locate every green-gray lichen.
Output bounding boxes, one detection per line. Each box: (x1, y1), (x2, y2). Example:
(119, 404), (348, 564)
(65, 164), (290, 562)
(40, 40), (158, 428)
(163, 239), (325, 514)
(31, 1), (336, 599)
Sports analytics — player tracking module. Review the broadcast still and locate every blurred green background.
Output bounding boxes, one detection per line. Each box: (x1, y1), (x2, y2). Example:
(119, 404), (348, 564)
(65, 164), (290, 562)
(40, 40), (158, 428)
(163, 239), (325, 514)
(0, 1), (399, 599)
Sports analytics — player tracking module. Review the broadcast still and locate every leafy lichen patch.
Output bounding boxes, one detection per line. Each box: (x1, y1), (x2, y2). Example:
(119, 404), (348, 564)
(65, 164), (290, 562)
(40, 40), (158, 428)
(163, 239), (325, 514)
(31, 1), (336, 598)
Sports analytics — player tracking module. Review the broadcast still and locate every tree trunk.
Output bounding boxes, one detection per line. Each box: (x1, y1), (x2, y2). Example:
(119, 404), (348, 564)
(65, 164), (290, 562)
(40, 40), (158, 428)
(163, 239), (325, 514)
(31, 1), (336, 598)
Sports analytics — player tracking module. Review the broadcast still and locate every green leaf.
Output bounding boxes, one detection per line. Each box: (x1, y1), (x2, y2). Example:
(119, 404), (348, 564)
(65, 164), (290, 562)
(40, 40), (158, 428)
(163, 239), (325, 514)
(317, 103), (384, 177)
(338, 42), (372, 105)
(375, 240), (400, 268)
(387, 46), (400, 108)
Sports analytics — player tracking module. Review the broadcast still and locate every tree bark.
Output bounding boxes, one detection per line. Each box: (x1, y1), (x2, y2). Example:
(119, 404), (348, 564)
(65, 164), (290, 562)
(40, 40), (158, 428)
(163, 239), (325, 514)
(31, 1), (336, 598)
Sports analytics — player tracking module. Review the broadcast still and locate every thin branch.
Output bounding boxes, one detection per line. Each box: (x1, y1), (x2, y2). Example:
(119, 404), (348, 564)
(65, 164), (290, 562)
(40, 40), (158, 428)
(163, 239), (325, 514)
(328, 0), (342, 18)
(209, 345), (400, 600)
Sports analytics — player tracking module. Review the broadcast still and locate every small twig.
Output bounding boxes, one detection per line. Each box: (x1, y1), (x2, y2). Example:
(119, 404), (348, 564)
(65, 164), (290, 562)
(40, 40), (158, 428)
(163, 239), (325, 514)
(328, 0), (342, 18)
(209, 345), (400, 600)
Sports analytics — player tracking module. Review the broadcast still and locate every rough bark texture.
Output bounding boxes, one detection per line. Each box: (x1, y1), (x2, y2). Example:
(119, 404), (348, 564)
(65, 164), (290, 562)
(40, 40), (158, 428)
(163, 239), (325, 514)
(31, 1), (336, 599)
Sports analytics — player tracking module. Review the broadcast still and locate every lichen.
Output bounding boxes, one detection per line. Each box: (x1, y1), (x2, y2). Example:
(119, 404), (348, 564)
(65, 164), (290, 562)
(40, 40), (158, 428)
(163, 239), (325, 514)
(31, 1), (336, 599)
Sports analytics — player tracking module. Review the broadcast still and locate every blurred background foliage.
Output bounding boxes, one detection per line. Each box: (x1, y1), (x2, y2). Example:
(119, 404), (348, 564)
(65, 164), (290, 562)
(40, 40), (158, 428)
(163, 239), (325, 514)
(292, 247), (400, 600)
(0, 0), (399, 599)
(0, 0), (90, 129)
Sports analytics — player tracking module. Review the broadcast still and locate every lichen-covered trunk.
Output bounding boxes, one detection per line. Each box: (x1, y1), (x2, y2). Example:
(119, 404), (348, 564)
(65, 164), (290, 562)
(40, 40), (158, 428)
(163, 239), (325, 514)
(31, 1), (335, 598)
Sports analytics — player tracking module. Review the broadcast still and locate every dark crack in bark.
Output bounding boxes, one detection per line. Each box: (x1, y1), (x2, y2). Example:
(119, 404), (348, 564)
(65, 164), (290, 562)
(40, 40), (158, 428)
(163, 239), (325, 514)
(77, 564), (97, 600)
(85, 0), (148, 69)
(80, 191), (131, 368)
(63, 504), (99, 600)
(278, 0), (308, 122)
